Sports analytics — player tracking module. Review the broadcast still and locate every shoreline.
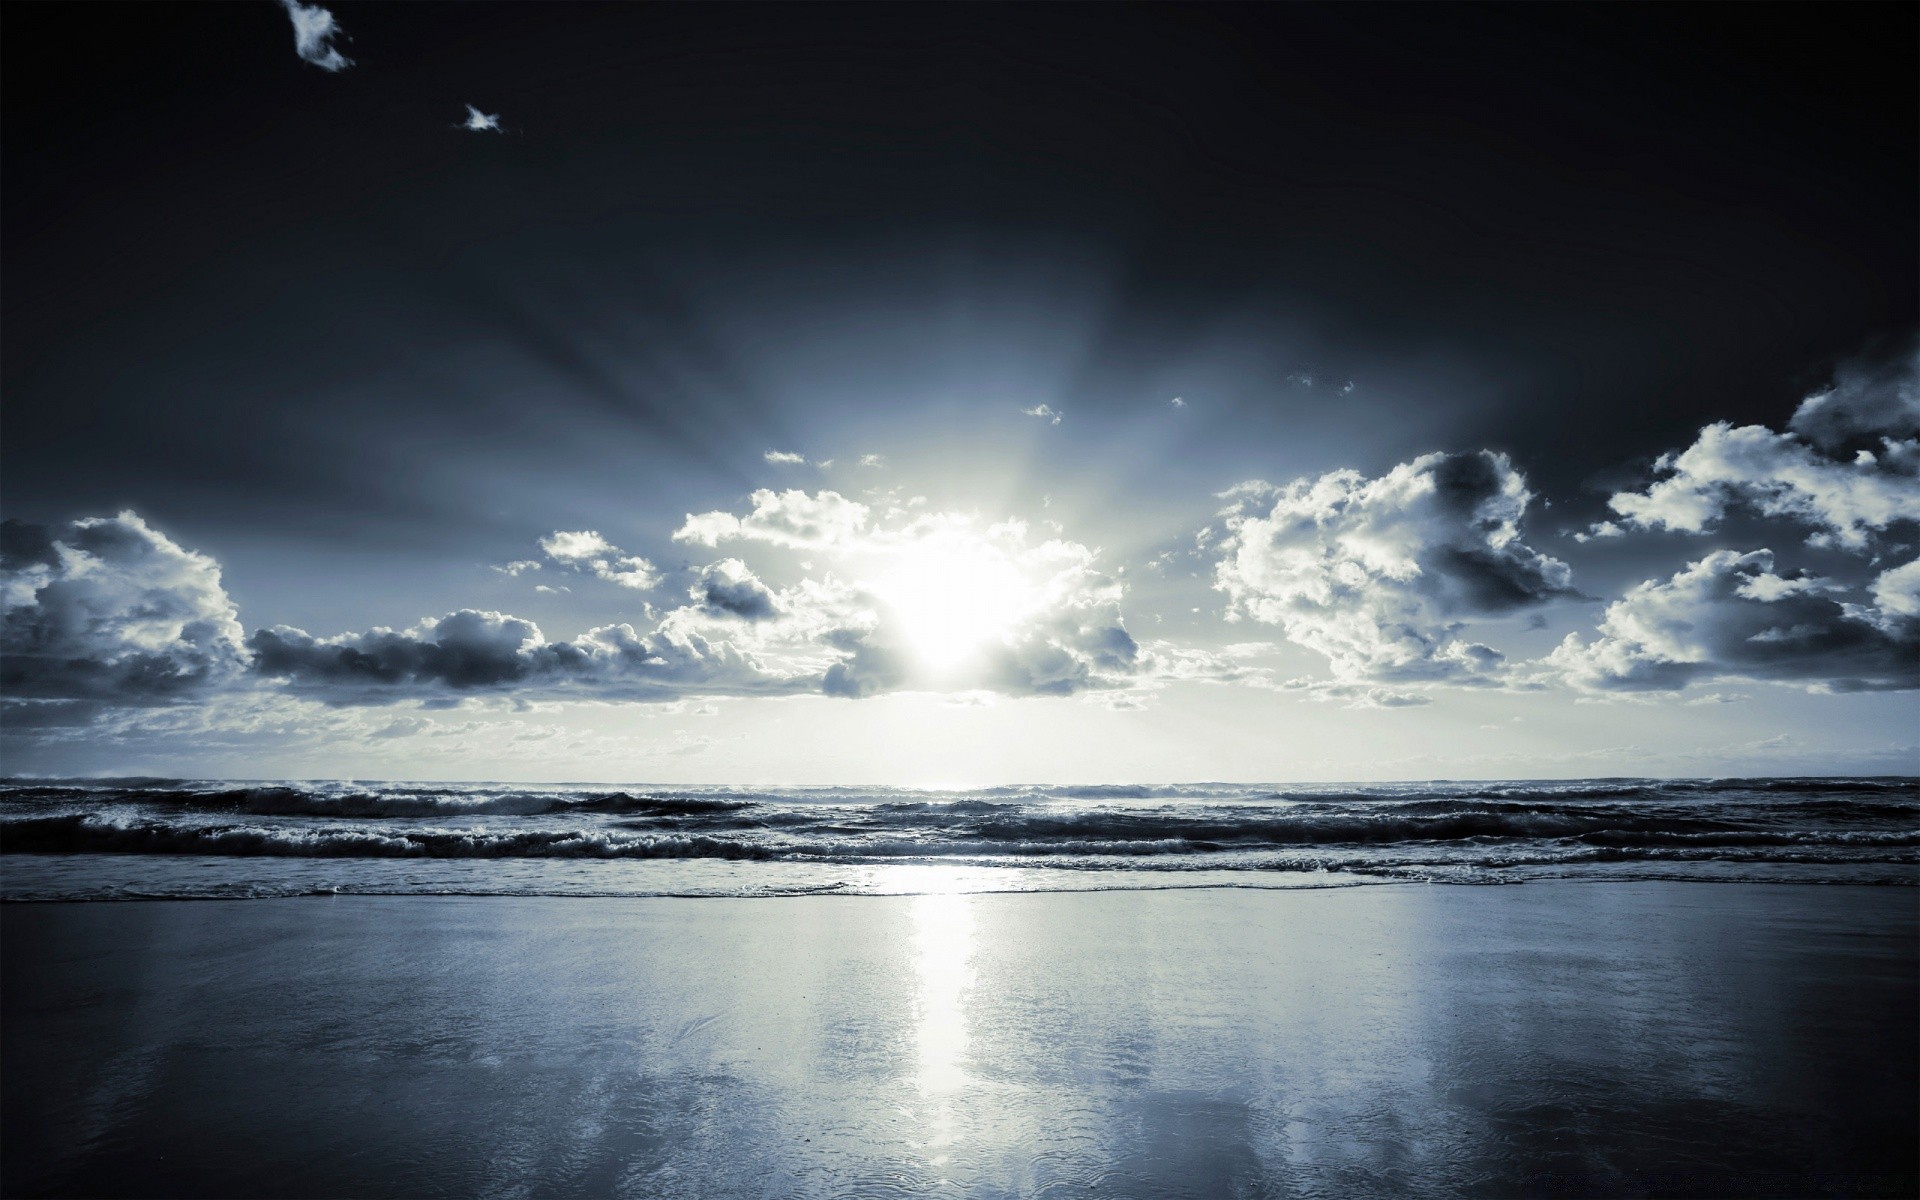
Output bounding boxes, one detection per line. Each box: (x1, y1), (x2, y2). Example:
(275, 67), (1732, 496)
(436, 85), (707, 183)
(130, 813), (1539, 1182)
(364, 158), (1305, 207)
(6, 881), (1916, 1198)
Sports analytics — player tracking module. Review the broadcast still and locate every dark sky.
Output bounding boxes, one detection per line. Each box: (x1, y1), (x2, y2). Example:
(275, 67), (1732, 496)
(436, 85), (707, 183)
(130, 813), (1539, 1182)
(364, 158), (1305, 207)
(7, 3), (1913, 536)
(3, 2), (1916, 781)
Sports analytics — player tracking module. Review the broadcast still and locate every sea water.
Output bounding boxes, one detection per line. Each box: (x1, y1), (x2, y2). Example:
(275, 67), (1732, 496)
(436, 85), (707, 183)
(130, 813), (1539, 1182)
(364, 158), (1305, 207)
(3, 775), (1913, 900)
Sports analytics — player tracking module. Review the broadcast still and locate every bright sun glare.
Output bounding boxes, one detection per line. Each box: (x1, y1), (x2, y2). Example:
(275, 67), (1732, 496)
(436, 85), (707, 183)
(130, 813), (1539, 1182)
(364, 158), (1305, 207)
(874, 537), (1036, 674)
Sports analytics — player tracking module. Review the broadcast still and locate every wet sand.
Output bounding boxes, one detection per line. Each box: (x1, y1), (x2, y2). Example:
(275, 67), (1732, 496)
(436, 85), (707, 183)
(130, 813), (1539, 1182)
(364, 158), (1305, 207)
(3, 882), (1915, 1198)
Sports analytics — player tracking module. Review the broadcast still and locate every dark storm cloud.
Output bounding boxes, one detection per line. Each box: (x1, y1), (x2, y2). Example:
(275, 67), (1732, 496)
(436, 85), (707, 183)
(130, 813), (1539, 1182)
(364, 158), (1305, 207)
(1, 513), (247, 702)
(1549, 551), (1920, 694)
(1214, 451), (1578, 684)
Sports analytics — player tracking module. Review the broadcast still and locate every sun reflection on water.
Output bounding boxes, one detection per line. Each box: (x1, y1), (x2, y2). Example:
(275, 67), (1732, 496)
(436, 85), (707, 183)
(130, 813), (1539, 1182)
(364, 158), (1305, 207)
(909, 884), (976, 1171)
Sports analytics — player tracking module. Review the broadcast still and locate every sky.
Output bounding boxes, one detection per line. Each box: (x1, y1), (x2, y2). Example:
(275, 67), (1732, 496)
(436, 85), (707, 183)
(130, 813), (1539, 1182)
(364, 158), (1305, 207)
(2, 2), (1916, 783)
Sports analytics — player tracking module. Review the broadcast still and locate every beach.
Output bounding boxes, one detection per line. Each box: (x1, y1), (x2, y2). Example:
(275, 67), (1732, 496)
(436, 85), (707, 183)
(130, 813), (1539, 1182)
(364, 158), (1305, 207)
(4, 881), (1914, 1198)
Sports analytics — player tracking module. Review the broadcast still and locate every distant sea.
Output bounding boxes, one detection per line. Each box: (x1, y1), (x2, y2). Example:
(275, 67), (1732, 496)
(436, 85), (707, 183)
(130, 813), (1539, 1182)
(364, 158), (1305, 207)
(2, 776), (1913, 901)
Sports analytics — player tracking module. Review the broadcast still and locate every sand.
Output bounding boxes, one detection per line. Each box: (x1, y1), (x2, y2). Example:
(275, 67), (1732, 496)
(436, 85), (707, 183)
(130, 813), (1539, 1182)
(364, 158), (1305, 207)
(3, 882), (1915, 1198)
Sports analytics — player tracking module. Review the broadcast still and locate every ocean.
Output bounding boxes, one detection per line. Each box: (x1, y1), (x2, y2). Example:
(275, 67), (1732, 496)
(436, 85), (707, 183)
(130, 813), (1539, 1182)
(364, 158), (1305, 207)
(3, 775), (1914, 901)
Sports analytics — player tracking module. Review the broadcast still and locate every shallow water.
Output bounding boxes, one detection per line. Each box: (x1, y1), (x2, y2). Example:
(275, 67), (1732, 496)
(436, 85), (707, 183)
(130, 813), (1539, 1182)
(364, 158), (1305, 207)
(4, 884), (1915, 1198)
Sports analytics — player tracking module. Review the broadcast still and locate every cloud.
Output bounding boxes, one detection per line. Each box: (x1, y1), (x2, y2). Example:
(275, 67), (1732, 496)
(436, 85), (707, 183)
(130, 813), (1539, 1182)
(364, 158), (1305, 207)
(1214, 451), (1579, 683)
(0, 506), (1194, 728)
(1787, 337), (1920, 451)
(859, 454), (885, 468)
(461, 105), (503, 133)
(674, 489), (870, 550)
(1601, 346), (1920, 550)
(1022, 404), (1063, 426)
(1, 512), (248, 702)
(249, 610), (809, 704)
(1281, 680), (1433, 709)
(812, 538), (1138, 700)
(1169, 397), (1186, 409)
(493, 560), (541, 576)
(669, 494), (1146, 699)
(537, 530), (658, 590)
(1603, 423), (1920, 551)
(1546, 549), (1919, 693)
(691, 559), (781, 620)
(763, 450), (807, 465)
(277, 0), (352, 72)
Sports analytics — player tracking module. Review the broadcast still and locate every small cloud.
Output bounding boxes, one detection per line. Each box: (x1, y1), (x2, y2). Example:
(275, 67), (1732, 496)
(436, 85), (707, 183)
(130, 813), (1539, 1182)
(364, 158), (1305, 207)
(859, 454), (885, 468)
(533, 584), (570, 594)
(278, 0), (352, 72)
(493, 560), (541, 576)
(764, 450), (807, 465)
(1286, 372), (1314, 388)
(1170, 396), (1186, 409)
(1022, 404), (1063, 426)
(537, 530), (657, 591)
(1338, 381), (1356, 395)
(1572, 521), (1624, 544)
(460, 105), (503, 133)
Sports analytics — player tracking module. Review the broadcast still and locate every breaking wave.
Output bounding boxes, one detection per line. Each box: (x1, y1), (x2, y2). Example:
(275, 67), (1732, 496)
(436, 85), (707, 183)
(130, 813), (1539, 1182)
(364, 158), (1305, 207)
(1, 776), (1913, 898)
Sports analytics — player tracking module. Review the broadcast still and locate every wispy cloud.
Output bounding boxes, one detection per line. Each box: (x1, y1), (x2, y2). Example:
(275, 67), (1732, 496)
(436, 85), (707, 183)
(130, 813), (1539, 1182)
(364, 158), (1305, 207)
(764, 450), (807, 465)
(1022, 404), (1062, 426)
(1169, 397), (1186, 409)
(461, 105), (503, 133)
(277, 0), (352, 72)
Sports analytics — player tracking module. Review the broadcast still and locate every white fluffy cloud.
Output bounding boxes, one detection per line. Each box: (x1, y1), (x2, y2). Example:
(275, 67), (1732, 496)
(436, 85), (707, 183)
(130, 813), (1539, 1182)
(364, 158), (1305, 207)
(674, 489), (871, 550)
(1604, 422), (1920, 550)
(1603, 346), (1920, 549)
(277, 0), (352, 72)
(1547, 549), (1919, 693)
(461, 105), (502, 133)
(1, 512), (248, 701)
(1214, 451), (1577, 683)
(537, 530), (657, 590)
(1022, 404), (1063, 426)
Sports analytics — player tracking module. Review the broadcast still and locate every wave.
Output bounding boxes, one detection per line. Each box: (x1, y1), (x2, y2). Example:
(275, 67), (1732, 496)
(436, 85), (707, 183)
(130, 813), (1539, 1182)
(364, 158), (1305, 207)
(5, 812), (1915, 863)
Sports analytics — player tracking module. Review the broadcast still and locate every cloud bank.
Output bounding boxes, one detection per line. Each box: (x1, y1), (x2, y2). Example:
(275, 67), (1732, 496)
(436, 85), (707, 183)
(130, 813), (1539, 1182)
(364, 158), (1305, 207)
(1547, 550), (1919, 693)
(250, 610), (806, 704)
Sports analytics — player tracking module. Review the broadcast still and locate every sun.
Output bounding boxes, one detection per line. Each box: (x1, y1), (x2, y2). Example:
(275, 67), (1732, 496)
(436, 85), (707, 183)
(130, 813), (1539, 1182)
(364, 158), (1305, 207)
(873, 535), (1037, 674)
